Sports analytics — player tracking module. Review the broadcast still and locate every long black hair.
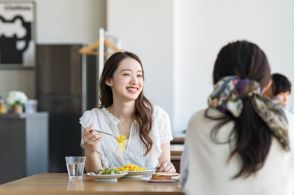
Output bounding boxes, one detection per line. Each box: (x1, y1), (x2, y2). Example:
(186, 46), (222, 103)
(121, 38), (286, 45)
(208, 40), (272, 178)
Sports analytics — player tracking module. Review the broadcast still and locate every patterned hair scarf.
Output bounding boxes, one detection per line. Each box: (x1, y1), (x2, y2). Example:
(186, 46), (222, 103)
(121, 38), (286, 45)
(208, 76), (290, 151)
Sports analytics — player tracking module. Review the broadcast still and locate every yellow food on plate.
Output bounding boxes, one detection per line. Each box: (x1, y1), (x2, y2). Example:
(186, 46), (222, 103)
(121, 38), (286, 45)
(116, 135), (126, 152)
(115, 164), (146, 172)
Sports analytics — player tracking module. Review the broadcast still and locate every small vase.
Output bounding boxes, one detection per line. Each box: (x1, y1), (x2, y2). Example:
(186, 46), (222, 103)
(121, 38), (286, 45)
(12, 104), (23, 114)
(0, 103), (6, 114)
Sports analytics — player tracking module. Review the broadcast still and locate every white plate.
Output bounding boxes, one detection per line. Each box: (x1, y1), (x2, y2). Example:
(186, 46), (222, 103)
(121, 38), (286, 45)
(141, 177), (179, 183)
(86, 172), (127, 181)
(125, 169), (155, 176)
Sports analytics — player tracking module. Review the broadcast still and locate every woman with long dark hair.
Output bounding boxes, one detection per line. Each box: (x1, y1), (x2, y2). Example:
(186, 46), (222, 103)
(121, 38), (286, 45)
(181, 41), (294, 194)
(80, 51), (175, 173)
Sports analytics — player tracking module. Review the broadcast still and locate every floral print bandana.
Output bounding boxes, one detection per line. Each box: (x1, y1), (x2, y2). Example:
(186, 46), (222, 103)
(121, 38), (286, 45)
(208, 76), (290, 151)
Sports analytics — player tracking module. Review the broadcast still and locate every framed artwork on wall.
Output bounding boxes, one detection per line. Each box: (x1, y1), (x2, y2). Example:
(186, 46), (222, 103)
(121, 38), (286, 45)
(0, 1), (35, 69)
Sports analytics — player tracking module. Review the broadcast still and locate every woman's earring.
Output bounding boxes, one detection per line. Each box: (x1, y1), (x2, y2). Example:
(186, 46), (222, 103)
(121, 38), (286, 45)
(106, 81), (112, 86)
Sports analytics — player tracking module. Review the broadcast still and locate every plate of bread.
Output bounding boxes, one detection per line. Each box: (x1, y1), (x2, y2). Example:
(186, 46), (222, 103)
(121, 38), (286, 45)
(143, 172), (180, 183)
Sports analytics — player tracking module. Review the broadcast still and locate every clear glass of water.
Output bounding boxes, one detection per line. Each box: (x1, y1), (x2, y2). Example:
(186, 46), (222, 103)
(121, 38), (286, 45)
(65, 156), (86, 180)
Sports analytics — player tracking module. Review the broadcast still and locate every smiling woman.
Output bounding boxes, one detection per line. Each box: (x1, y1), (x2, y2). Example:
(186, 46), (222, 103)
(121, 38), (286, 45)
(79, 51), (176, 174)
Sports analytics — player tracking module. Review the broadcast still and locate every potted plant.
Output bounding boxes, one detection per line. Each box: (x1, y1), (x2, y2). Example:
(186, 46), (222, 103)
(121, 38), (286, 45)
(6, 91), (28, 114)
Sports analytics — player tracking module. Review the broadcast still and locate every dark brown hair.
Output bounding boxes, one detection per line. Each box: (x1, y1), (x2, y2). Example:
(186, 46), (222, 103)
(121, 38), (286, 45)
(208, 40), (272, 178)
(271, 73), (292, 96)
(99, 51), (153, 155)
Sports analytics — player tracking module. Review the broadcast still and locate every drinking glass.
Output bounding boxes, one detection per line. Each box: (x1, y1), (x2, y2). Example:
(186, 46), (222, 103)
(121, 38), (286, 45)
(65, 156), (86, 180)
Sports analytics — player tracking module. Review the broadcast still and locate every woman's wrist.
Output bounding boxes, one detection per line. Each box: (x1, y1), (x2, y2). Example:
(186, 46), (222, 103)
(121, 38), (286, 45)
(85, 150), (97, 156)
(84, 151), (102, 172)
(84, 145), (99, 157)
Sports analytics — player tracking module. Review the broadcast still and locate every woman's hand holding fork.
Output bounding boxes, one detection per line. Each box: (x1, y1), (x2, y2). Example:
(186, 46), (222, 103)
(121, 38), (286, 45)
(83, 126), (102, 155)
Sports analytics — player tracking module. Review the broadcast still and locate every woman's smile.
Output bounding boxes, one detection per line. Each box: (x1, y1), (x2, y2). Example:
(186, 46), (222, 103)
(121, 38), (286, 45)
(127, 86), (139, 93)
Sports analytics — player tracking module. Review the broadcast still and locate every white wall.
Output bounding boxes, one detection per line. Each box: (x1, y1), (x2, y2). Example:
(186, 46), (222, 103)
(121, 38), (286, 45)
(2, 0), (293, 133)
(174, 0), (294, 132)
(174, 0), (294, 133)
(108, 0), (294, 133)
(0, 70), (35, 98)
(107, 0), (175, 129)
(174, 0), (213, 133)
(0, 0), (106, 99)
(36, 0), (105, 44)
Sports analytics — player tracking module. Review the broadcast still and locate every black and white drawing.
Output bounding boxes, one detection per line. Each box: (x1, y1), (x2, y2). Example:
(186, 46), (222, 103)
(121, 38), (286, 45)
(0, 1), (35, 68)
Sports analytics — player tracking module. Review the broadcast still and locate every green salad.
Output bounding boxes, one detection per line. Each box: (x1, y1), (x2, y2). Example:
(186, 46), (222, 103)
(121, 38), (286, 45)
(98, 168), (120, 175)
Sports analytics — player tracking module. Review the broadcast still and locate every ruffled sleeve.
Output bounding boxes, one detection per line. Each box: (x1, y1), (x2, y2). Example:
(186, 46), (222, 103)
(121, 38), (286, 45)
(144, 106), (173, 168)
(79, 110), (93, 148)
(79, 109), (109, 168)
(80, 110), (93, 129)
(154, 106), (173, 143)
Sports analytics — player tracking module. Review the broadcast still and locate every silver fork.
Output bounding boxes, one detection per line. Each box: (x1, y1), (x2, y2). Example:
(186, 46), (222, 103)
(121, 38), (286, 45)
(92, 129), (117, 139)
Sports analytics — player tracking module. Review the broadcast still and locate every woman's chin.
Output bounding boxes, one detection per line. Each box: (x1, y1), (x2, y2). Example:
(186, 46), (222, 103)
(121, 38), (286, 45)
(124, 94), (140, 101)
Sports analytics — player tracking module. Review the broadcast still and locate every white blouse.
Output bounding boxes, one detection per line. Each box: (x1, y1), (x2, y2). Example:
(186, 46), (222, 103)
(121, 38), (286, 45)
(80, 105), (173, 169)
